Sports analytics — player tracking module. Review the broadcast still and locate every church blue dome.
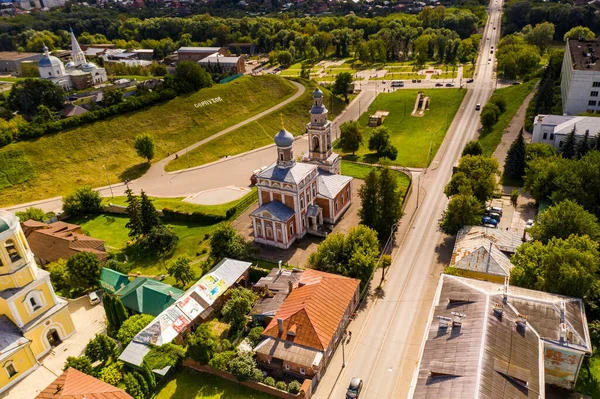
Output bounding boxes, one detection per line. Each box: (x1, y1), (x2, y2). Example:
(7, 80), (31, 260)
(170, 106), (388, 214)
(274, 128), (294, 147)
(311, 104), (328, 114)
(38, 55), (62, 68)
(0, 211), (17, 234)
(313, 88), (323, 98)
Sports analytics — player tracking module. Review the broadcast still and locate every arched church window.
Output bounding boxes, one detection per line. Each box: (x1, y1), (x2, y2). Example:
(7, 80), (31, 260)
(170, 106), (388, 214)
(279, 153), (284, 162)
(312, 136), (320, 151)
(48, 72), (51, 76)
(5, 240), (21, 263)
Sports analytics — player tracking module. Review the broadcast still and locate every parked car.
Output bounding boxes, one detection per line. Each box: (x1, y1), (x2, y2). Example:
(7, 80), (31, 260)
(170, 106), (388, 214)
(346, 378), (363, 399)
(488, 212), (502, 222)
(412, 79), (417, 83)
(512, 81), (522, 85)
(435, 83), (443, 87)
(486, 206), (503, 216)
(475, 103), (481, 111)
(490, 50), (494, 54)
(525, 219), (534, 229)
(483, 223), (497, 228)
(417, 79), (422, 83)
(67, 95), (78, 101)
(482, 216), (499, 226)
(88, 291), (100, 306)
(445, 83), (455, 87)
(467, 78), (474, 83)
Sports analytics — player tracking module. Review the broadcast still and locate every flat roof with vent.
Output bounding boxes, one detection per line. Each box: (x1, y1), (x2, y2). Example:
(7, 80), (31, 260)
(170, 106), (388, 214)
(568, 38), (600, 72)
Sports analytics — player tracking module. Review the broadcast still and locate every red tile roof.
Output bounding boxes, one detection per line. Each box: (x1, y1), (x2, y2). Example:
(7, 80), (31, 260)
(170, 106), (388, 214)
(22, 220), (108, 264)
(263, 269), (360, 351)
(35, 367), (132, 399)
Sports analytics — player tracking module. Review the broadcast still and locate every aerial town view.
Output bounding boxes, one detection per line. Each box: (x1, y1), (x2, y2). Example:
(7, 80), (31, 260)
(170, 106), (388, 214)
(0, 0), (600, 398)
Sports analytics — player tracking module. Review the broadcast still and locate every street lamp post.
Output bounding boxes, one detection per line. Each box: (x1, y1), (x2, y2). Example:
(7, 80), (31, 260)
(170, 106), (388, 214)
(342, 332), (347, 368)
(102, 165), (114, 198)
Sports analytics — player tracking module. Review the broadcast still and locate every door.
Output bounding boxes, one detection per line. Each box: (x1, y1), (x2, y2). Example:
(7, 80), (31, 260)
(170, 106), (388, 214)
(47, 329), (61, 348)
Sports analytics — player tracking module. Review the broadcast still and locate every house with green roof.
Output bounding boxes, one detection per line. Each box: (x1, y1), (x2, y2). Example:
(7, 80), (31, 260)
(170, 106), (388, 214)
(99, 267), (130, 294)
(114, 277), (184, 317)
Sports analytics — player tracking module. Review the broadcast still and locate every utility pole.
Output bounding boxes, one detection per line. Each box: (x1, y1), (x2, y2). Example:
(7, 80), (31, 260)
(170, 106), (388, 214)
(342, 331), (347, 368)
(102, 165), (114, 198)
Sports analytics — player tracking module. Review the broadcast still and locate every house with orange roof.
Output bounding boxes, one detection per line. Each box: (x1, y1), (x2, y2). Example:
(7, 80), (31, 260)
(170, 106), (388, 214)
(35, 367), (132, 398)
(22, 220), (109, 265)
(254, 269), (360, 381)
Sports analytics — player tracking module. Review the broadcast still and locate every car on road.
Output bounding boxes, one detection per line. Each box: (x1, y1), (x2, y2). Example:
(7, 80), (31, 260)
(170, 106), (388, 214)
(488, 58), (492, 61)
(67, 95), (78, 101)
(412, 79), (417, 83)
(391, 80), (404, 87)
(475, 103), (481, 110)
(493, 26), (497, 30)
(482, 216), (498, 226)
(467, 78), (474, 83)
(382, 80), (387, 84)
(490, 50), (494, 54)
(491, 45), (494, 49)
(445, 83), (454, 87)
(435, 83), (443, 87)
(417, 79), (422, 83)
(346, 378), (363, 398)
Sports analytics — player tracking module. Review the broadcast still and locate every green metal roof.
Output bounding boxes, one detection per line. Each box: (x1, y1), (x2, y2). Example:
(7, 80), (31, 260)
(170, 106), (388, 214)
(99, 267), (130, 294)
(115, 277), (184, 317)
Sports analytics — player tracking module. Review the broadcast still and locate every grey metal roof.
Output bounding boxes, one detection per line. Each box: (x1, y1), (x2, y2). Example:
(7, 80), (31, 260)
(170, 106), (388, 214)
(258, 161), (316, 185)
(250, 201), (295, 222)
(317, 172), (352, 199)
(306, 204), (320, 218)
(251, 269), (304, 317)
(119, 341), (151, 368)
(178, 46), (222, 52)
(535, 115), (600, 136)
(456, 226), (522, 254)
(0, 315), (25, 356)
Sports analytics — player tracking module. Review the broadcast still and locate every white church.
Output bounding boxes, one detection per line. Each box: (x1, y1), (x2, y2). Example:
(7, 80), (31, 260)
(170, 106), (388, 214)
(38, 29), (107, 91)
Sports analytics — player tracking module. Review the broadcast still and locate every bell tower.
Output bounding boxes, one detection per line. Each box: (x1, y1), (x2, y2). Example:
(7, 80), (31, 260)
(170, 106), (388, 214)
(306, 88), (341, 174)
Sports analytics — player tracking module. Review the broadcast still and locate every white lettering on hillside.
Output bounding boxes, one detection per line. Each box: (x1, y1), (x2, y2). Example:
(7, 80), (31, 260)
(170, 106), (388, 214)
(194, 97), (223, 108)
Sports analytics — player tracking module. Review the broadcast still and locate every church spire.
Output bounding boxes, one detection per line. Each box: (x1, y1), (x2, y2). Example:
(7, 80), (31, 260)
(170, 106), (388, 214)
(69, 27), (86, 67)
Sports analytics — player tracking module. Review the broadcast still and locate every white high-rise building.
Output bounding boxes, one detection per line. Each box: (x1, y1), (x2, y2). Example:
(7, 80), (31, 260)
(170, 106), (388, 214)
(561, 38), (600, 115)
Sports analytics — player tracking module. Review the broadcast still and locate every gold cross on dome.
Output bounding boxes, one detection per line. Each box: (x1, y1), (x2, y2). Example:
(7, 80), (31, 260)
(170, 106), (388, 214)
(280, 113), (285, 129)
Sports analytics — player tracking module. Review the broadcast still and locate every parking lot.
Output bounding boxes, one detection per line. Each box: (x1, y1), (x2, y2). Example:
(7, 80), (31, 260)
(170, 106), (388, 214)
(486, 193), (536, 240)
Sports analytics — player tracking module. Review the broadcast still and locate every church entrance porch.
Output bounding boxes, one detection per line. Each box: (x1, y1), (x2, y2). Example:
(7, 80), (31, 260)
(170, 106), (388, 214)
(306, 205), (329, 237)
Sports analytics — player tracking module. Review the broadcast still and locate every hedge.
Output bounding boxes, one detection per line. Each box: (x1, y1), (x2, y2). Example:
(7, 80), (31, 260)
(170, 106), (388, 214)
(161, 208), (227, 225)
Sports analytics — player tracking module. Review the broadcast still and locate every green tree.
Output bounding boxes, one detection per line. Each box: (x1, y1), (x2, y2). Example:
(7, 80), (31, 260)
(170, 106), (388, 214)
(125, 189), (143, 238)
(333, 72), (353, 101)
(523, 155), (565, 202)
(186, 324), (218, 365)
(63, 186), (103, 216)
(102, 88), (124, 107)
(209, 223), (251, 263)
(510, 189), (519, 207)
(480, 103), (500, 129)
(134, 133), (155, 163)
(308, 225), (379, 284)
(151, 63), (168, 76)
(138, 362), (156, 391)
(227, 353), (263, 382)
(576, 130), (591, 159)
(31, 104), (56, 124)
(103, 294), (118, 332)
(141, 226), (179, 255)
(7, 78), (65, 120)
(358, 169), (380, 230)
(63, 356), (93, 374)
(288, 381), (302, 394)
(276, 381), (288, 391)
(445, 155), (499, 203)
(99, 362), (123, 386)
(368, 126), (398, 160)
(377, 166), (403, 243)
(339, 120), (363, 155)
(112, 295), (130, 328)
(209, 351), (236, 371)
(530, 200), (600, 243)
(277, 50), (293, 68)
(84, 334), (118, 364)
(117, 314), (155, 345)
(173, 61), (213, 93)
(489, 96), (506, 114)
(510, 235), (599, 298)
(440, 192), (483, 235)
(132, 372), (149, 397)
(462, 141), (483, 157)
(143, 343), (185, 371)
(123, 373), (144, 399)
(524, 22), (555, 53)
(15, 207), (47, 222)
(169, 256), (196, 286)
(66, 252), (100, 291)
(264, 377), (276, 387)
(525, 143), (555, 162)
(139, 190), (161, 235)
(504, 128), (526, 180)
(221, 287), (258, 328)
(560, 127), (577, 159)
(563, 26), (596, 41)
(247, 326), (264, 346)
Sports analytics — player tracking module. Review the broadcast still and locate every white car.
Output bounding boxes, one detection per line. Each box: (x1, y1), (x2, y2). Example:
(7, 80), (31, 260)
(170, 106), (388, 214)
(525, 219), (534, 229)
(88, 291), (100, 306)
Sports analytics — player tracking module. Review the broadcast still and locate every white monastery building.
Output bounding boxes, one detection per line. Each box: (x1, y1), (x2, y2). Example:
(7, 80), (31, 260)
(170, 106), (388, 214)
(250, 88), (353, 249)
(532, 114), (600, 150)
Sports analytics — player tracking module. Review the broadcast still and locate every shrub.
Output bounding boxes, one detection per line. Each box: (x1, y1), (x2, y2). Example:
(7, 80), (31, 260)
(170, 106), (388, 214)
(228, 353), (263, 382)
(264, 377), (276, 387)
(63, 356), (93, 374)
(63, 186), (103, 216)
(143, 343), (185, 371)
(117, 314), (154, 345)
(140, 226), (179, 255)
(99, 362), (123, 385)
(15, 207), (47, 222)
(275, 381), (287, 391)
(288, 380), (302, 394)
(247, 326), (264, 346)
(208, 350), (236, 371)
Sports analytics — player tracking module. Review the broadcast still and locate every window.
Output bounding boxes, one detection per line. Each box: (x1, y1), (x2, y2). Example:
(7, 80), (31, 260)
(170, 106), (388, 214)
(300, 197), (305, 209)
(5, 240), (21, 262)
(25, 291), (44, 314)
(279, 153), (284, 161)
(307, 190), (311, 203)
(48, 72), (51, 76)
(550, 133), (554, 140)
(559, 140), (564, 147)
(341, 193), (345, 205)
(313, 186), (317, 198)
(285, 364), (290, 371)
(543, 132), (548, 139)
(4, 362), (17, 378)
(335, 201), (339, 212)
(290, 224), (294, 236)
(300, 368), (306, 375)
(594, 82), (600, 87)
(591, 91), (599, 97)
(590, 100), (597, 106)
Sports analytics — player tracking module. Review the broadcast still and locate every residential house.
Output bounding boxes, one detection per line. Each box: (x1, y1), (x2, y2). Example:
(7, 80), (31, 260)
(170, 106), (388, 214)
(98, 267), (129, 294)
(408, 275), (592, 398)
(177, 47), (225, 63)
(250, 89), (353, 249)
(251, 266), (304, 325)
(22, 220), (108, 265)
(254, 269), (360, 381)
(198, 53), (246, 74)
(0, 211), (76, 394)
(35, 367), (132, 399)
(114, 277), (184, 317)
(561, 39), (600, 115)
(119, 258), (251, 372)
(450, 226), (521, 283)
(0, 52), (43, 74)
(532, 114), (599, 150)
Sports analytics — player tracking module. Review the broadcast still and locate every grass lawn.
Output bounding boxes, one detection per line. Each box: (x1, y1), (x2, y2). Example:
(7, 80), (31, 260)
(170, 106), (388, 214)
(0, 75), (297, 207)
(102, 188), (257, 217)
(166, 80), (346, 171)
(341, 160), (411, 196)
(463, 64), (475, 79)
(156, 368), (276, 399)
(338, 88), (466, 168)
(478, 81), (537, 155)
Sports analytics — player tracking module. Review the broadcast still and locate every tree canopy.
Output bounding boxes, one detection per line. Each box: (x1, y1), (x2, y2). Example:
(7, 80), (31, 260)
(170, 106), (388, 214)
(209, 223), (251, 263)
(445, 155), (499, 203)
(339, 120), (363, 155)
(117, 314), (155, 346)
(530, 200), (600, 244)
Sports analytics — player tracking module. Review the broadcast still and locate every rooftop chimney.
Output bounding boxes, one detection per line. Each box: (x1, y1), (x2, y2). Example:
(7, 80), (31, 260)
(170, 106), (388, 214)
(451, 312), (466, 328)
(277, 317), (284, 334)
(560, 322), (568, 343)
(516, 314), (528, 332)
(288, 280), (294, 293)
(503, 279), (509, 304)
(278, 260), (283, 275)
(493, 303), (504, 318)
(437, 315), (451, 329)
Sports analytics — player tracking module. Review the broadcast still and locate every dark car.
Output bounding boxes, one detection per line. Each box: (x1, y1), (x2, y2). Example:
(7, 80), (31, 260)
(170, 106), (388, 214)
(412, 79), (417, 83)
(417, 79), (422, 83)
(435, 83), (443, 87)
(346, 378), (363, 399)
(67, 95), (78, 101)
(445, 83), (455, 87)
(482, 216), (499, 226)
(466, 78), (474, 83)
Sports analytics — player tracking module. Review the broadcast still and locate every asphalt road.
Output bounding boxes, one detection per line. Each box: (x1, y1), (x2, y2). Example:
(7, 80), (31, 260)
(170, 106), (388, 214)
(315, 1), (504, 398)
